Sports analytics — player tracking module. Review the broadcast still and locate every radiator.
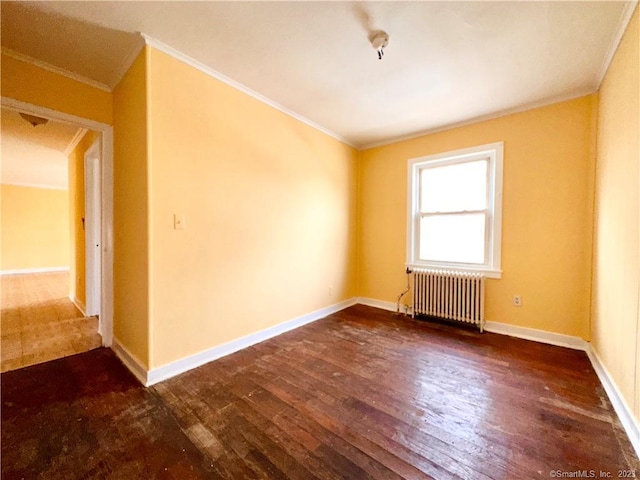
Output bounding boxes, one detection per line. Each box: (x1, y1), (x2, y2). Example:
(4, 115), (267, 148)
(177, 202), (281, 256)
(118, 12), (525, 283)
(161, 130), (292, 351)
(412, 269), (486, 332)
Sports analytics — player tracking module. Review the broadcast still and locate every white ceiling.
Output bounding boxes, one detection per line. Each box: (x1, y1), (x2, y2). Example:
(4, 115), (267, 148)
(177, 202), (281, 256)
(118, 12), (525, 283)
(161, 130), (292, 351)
(1, 1), (636, 148)
(1, 108), (83, 189)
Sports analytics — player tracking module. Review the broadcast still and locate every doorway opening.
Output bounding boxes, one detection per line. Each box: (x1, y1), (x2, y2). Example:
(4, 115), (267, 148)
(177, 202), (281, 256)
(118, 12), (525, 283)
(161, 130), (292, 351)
(1, 98), (113, 372)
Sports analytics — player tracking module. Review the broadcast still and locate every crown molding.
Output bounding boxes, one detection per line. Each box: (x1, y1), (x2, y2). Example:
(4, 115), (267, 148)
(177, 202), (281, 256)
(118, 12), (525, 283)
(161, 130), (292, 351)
(596, 0), (639, 87)
(63, 127), (89, 156)
(1, 47), (112, 92)
(139, 33), (356, 149)
(360, 88), (596, 150)
(1, 267), (69, 275)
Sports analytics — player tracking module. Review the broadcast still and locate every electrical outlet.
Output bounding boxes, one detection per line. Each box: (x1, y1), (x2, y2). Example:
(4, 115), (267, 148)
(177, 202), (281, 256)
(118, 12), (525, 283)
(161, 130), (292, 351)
(513, 295), (523, 307)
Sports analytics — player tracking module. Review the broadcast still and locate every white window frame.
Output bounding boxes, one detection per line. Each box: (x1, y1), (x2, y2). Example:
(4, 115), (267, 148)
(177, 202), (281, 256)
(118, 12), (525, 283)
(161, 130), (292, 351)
(406, 142), (503, 278)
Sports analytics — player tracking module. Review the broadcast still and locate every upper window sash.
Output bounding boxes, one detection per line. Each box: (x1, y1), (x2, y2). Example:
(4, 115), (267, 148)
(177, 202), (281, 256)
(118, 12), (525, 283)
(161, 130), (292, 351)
(418, 158), (489, 214)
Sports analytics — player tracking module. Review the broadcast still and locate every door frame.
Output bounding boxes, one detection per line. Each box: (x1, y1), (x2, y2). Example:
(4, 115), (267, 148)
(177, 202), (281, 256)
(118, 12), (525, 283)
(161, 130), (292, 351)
(84, 138), (102, 317)
(2, 96), (115, 346)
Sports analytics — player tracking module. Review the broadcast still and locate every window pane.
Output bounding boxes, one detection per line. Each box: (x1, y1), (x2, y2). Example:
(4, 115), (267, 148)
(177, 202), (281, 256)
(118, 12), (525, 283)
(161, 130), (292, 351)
(419, 213), (486, 264)
(420, 160), (487, 213)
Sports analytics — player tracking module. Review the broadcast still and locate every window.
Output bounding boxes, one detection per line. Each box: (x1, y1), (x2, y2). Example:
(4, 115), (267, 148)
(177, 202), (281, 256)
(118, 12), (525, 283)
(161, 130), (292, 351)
(407, 142), (503, 278)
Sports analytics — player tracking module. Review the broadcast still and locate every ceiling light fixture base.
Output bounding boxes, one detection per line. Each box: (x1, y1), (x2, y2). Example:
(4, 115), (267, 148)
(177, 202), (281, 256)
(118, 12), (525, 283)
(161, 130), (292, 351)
(370, 31), (389, 60)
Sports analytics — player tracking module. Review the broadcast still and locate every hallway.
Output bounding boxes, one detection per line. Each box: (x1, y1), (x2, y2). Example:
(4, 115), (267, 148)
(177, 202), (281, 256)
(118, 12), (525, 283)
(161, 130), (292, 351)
(1, 271), (101, 372)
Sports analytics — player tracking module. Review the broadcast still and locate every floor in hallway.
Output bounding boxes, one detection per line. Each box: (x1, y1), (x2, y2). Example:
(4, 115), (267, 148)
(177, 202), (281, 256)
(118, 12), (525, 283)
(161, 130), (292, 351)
(1, 271), (102, 372)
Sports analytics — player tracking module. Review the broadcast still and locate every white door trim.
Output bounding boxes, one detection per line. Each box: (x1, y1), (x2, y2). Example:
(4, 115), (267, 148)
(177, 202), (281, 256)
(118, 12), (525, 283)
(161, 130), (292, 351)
(2, 96), (115, 347)
(84, 138), (102, 317)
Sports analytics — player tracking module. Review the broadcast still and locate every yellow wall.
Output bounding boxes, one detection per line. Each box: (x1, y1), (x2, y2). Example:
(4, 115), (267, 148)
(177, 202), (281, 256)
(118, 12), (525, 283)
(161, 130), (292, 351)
(591, 7), (639, 424)
(146, 47), (358, 368)
(67, 130), (100, 311)
(1, 184), (70, 270)
(1, 53), (112, 125)
(359, 95), (596, 339)
(113, 49), (150, 368)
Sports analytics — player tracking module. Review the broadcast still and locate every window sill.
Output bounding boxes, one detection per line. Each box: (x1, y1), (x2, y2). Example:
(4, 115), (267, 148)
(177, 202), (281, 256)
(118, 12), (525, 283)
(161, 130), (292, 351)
(406, 264), (502, 279)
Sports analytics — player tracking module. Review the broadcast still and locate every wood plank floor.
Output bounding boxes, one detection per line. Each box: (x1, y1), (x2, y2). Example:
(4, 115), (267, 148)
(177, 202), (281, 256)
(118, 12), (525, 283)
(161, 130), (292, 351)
(1, 272), (102, 372)
(2, 304), (638, 479)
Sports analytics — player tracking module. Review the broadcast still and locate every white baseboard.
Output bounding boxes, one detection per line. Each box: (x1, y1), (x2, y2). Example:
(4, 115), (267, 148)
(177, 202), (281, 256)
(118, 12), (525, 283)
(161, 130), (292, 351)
(359, 299), (587, 350)
(1, 266), (69, 275)
(144, 297), (358, 386)
(483, 320), (588, 350)
(69, 295), (87, 316)
(112, 337), (149, 386)
(586, 345), (640, 459)
(357, 297), (400, 313)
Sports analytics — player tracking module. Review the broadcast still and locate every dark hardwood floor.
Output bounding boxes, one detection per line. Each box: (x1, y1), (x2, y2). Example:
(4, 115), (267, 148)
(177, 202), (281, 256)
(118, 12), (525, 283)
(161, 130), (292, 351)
(2, 304), (638, 479)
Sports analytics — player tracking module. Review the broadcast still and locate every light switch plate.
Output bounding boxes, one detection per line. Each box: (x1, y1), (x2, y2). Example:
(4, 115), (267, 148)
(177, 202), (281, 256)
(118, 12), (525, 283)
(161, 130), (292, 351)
(174, 214), (185, 230)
